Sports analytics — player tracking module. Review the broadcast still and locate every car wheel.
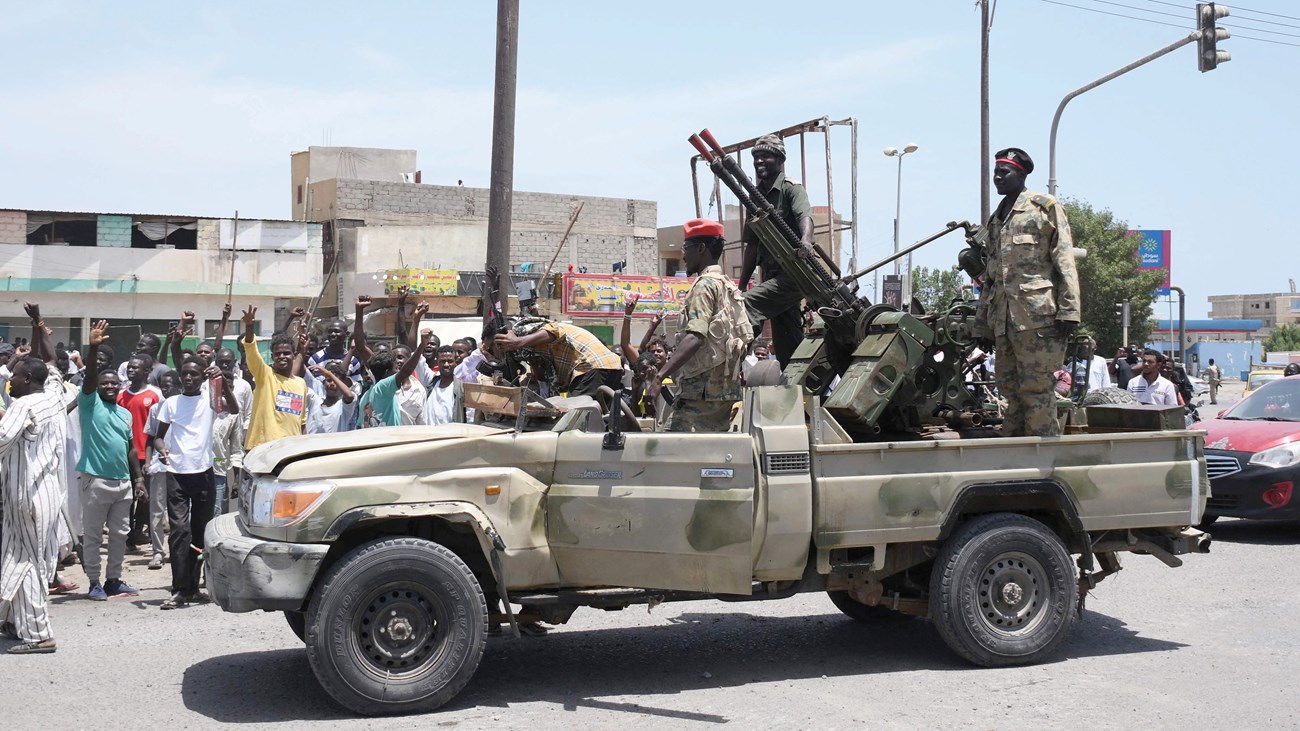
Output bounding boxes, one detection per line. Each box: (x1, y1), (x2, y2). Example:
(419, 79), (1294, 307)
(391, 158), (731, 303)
(306, 537), (488, 715)
(827, 590), (914, 623)
(1197, 514), (1219, 529)
(930, 513), (1076, 667)
(285, 610), (306, 642)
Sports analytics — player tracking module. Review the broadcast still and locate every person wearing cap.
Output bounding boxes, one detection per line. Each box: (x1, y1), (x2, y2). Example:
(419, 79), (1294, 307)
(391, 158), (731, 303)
(973, 147), (1081, 437)
(738, 134), (815, 369)
(655, 219), (752, 432)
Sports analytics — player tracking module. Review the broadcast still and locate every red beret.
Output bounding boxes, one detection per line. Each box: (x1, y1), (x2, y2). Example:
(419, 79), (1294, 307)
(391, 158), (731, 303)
(683, 218), (724, 240)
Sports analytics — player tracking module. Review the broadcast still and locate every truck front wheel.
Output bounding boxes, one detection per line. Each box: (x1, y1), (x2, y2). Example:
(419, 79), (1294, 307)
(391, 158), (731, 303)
(930, 513), (1075, 667)
(305, 537), (488, 715)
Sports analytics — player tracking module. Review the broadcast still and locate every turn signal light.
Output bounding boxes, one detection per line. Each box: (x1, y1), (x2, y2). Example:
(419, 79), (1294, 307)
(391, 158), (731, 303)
(273, 488), (330, 519)
(1263, 481), (1293, 509)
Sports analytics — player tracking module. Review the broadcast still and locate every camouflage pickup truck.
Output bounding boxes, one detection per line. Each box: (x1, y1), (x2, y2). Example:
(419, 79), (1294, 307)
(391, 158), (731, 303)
(204, 385), (1209, 715)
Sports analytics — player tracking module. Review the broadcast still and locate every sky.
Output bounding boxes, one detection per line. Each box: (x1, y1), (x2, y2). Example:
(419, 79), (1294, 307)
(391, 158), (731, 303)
(1, 0), (1294, 318)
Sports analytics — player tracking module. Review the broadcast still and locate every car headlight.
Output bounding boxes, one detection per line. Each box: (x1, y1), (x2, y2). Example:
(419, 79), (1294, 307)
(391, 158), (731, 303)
(1249, 444), (1300, 469)
(247, 477), (335, 527)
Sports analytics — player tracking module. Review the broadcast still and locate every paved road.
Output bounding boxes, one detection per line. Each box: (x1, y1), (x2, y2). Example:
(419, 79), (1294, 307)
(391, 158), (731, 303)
(6, 381), (1293, 730)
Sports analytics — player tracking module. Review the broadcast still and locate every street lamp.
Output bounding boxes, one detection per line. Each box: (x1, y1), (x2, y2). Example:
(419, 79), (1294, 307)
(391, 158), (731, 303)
(884, 143), (919, 305)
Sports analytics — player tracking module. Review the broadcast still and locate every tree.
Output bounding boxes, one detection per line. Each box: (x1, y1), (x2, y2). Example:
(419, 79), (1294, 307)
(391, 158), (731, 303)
(1264, 324), (1300, 352)
(1062, 199), (1166, 356)
(911, 265), (968, 314)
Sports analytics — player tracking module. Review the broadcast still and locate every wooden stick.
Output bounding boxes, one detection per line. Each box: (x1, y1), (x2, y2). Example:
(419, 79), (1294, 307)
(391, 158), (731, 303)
(225, 210), (239, 301)
(538, 201), (584, 292)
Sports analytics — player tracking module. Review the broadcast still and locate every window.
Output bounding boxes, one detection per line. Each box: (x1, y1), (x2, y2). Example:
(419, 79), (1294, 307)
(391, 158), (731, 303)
(297, 185), (304, 205)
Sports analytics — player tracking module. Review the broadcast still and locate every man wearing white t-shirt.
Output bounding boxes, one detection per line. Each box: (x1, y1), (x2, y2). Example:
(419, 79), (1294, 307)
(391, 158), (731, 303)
(151, 359), (238, 609)
(1126, 348), (1178, 406)
(423, 346), (464, 426)
(306, 360), (360, 434)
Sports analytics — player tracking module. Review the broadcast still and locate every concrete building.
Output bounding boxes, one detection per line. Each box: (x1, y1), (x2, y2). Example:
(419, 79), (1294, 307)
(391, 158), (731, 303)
(1208, 289), (1300, 337)
(0, 209), (322, 347)
(293, 146), (658, 319)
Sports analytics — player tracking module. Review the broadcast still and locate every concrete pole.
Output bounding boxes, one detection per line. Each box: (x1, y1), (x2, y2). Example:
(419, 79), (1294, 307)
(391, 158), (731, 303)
(485, 0), (519, 317)
(1170, 285), (1187, 365)
(980, 0), (991, 225)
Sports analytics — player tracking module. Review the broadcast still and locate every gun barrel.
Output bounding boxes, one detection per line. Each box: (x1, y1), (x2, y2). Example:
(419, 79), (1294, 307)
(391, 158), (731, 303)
(841, 221), (974, 284)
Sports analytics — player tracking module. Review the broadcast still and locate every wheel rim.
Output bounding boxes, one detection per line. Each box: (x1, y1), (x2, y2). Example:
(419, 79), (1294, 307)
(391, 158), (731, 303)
(350, 581), (448, 680)
(975, 551), (1049, 636)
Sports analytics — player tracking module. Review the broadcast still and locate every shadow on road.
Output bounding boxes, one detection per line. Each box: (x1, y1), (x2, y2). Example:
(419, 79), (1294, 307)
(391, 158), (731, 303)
(180, 605), (1185, 723)
(1204, 518), (1300, 546)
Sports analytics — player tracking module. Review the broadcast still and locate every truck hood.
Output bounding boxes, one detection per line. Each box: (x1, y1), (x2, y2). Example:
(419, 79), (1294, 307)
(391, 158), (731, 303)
(1201, 417), (1300, 454)
(244, 424), (511, 475)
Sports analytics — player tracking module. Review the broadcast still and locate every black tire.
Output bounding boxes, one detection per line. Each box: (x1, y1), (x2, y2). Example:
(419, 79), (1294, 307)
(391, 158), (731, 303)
(285, 610), (306, 642)
(827, 590), (913, 623)
(305, 537), (488, 715)
(930, 513), (1076, 667)
(1197, 514), (1219, 529)
(1079, 387), (1138, 407)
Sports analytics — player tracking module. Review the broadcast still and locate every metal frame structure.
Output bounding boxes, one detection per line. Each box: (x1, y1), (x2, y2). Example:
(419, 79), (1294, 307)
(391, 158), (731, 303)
(689, 116), (860, 275)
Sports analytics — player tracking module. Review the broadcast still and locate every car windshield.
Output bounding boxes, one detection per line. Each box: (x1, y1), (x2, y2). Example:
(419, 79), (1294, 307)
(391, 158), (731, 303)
(1223, 376), (1300, 421)
(1249, 373), (1284, 390)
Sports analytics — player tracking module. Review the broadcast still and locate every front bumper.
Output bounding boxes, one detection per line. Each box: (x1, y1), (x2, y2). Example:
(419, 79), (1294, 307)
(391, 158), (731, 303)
(1205, 448), (1300, 520)
(203, 513), (330, 613)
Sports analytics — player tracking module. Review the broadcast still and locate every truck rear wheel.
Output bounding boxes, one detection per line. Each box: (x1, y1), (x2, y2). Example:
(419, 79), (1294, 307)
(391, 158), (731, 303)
(305, 537), (488, 715)
(284, 610), (306, 642)
(826, 591), (913, 623)
(930, 513), (1075, 667)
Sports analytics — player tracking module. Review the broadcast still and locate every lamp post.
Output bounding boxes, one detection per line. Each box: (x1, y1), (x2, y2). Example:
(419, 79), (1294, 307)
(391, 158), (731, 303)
(884, 143), (919, 305)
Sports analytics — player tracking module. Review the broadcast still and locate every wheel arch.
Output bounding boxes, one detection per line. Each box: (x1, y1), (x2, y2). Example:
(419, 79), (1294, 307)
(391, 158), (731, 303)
(939, 480), (1087, 553)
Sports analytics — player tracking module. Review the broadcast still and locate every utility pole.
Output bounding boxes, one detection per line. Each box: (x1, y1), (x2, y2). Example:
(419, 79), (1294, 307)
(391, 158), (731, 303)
(485, 0), (519, 319)
(980, 0), (992, 224)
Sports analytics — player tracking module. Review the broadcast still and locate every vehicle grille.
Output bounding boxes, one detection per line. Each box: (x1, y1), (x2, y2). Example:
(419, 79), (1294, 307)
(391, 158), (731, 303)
(1206, 495), (1239, 511)
(763, 451), (811, 475)
(1206, 454), (1241, 480)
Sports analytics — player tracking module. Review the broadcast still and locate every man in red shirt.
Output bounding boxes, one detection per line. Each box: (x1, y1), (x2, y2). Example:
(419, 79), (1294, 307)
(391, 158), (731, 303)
(116, 351), (162, 550)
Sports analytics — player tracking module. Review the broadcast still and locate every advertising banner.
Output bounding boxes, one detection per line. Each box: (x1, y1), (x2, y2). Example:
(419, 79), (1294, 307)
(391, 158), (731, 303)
(380, 268), (460, 296)
(1131, 229), (1172, 296)
(561, 273), (721, 317)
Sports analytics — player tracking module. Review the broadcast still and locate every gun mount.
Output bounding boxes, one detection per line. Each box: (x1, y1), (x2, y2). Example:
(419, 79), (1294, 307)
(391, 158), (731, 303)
(690, 129), (993, 440)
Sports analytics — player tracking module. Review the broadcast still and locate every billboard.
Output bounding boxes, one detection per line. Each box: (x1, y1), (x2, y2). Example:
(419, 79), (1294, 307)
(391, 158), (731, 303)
(1131, 229), (1171, 296)
(561, 273), (720, 317)
(380, 268), (459, 296)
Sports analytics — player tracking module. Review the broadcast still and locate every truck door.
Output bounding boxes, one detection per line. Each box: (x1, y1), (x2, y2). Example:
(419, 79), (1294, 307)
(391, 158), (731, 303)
(547, 430), (756, 595)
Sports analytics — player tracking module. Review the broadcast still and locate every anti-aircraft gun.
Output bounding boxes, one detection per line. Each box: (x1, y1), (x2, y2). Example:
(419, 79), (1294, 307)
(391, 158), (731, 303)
(689, 129), (992, 440)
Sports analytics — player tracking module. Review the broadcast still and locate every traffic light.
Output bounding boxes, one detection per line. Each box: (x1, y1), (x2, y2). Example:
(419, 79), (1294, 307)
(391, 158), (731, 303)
(1197, 3), (1231, 73)
(1115, 301), (1130, 328)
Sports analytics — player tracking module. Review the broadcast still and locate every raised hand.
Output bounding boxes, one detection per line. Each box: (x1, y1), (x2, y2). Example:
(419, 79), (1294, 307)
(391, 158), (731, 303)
(355, 295), (371, 311)
(23, 302), (40, 321)
(413, 301), (430, 319)
(88, 320), (110, 348)
(241, 305), (257, 328)
(180, 310), (195, 324)
(396, 284), (411, 302)
(290, 306), (306, 320)
(624, 292), (640, 316)
(221, 302), (232, 320)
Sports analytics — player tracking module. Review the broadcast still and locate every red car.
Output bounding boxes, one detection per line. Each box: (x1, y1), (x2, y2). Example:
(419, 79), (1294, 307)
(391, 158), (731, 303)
(1200, 375), (1300, 525)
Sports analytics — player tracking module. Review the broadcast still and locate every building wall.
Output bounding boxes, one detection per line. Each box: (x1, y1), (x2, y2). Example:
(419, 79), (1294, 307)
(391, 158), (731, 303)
(95, 214), (132, 248)
(0, 210), (25, 245)
(328, 179), (658, 278)
(292, 147), (417, 220)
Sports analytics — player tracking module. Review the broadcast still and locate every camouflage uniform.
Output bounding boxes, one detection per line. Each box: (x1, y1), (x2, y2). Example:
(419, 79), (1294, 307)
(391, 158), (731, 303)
(974, 190), (1081, 437)
(743, 172), (811, 368)
(665, 265), (745, 433)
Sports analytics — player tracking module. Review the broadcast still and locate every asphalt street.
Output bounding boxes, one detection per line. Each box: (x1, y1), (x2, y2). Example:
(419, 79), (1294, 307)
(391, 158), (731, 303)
(5, 382), (1292, 730)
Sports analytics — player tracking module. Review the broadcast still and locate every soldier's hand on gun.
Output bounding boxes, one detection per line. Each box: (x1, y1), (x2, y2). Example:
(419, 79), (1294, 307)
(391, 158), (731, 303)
(493, 331), (521, 353)
(796, 243), (816, 260)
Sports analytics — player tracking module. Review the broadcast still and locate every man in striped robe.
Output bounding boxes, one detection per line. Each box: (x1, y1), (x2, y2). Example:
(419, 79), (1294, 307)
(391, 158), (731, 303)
(0, 345), (68, 653)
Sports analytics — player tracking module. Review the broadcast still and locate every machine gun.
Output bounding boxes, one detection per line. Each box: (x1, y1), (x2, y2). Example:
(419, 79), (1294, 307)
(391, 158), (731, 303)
(690, 128), (991, 438)
(477, 265), (525, 384)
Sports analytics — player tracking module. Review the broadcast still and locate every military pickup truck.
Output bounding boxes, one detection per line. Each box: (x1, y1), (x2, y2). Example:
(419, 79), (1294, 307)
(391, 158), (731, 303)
(205, 386), (1209, 715)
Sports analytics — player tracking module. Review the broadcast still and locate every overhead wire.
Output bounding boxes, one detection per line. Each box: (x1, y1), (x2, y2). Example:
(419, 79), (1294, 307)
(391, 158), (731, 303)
(1041, 0), (1300, 46)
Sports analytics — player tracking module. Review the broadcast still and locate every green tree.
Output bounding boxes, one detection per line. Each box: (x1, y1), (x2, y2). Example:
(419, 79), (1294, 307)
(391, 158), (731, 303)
(1063, 199), (1165, 356)
(911, 265), (968, 314)
(1264, 324), (1300, 352)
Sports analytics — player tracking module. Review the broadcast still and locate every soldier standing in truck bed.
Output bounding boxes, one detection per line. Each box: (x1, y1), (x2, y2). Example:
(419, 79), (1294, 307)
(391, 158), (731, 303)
(973, 147), (1081, 437)
(655, 219), (752, 432)
(738, 134), (816, 369)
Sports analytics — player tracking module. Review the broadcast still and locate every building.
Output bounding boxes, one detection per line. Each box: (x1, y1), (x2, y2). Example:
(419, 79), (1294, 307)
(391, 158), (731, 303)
(1208, 289), (1300, 337)
(291, 146), (658, 320)
(0, 209), (322, 348)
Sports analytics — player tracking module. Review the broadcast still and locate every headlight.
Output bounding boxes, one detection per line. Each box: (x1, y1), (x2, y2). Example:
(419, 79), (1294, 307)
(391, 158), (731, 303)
(1249, 444), (1300, 469)
(247, 477), (335, 527)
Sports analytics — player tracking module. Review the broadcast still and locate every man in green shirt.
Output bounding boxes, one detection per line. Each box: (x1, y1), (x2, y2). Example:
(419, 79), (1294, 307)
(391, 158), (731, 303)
(77, 320), (142, 601)
(738, 134), (816, 368)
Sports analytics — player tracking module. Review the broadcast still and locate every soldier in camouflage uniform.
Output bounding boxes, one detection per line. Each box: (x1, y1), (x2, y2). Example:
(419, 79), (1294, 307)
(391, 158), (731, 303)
(656, 219), (752, 432)
(973, 148), (1081, 437)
